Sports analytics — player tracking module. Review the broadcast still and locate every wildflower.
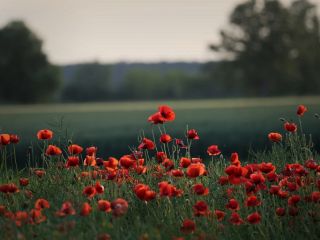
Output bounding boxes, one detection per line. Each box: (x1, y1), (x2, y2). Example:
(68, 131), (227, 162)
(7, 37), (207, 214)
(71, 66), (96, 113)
(229, 212), (244, 225)
(10, 134), (20, 144)
(95, 181), (104, 194)
(214, 210), (226, 222)
(84, 155), (96, 166)
(180, 219), (196, 234)
(207, 145), (221, 156)
(14, 211), (28, 226)
(35, 198), (50, 210)
(134, 184), (156, 201)
(193, 201), (210, 216)
(80, 202), (92, 216)
(186, 163), (206, 178)
(180, 157), (191, 168)
(83, 186), (96, 198)
(276, 207), (286, 216)
(119, 155), (135, 169)
(68, 144), (83, 154)
(284, 122), (297, 132)
(297, 105), (307, 116)
(288, 195), (301, 206)
(158, 105), (175, 122)
(98, 200), (112, 212)
(19, 178), (29, 187)
(268, 132), (282, 142)
(66, 156), (80, 167)
(148, 112), (165, 124)
(247, 212), (261, 224)
(187, 129), (199, 140)
(0, 134), (10, 145)
(245, 195), (261, 207)
(34, 169), (46, 178)
(29, 209), (46, 224)
(138, 138), (155, 150)
(45, 145), (62, 156)
(86, 146), (97, 156)
(160, 134), (172, 143)
(0, 183), (19, 194)
(193, 183), (209, 196)
(230, 152), (241, 166)
(226, 199), (240, 211)
(111, 198), (128, 217)
(37, 129), (53, 140)
(56, 201), (76, 217)
(158, 181), (183, 197)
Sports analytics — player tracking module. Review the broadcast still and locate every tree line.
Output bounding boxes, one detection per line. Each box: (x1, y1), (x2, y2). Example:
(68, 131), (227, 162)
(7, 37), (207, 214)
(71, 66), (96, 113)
(1, 0), (319, 103)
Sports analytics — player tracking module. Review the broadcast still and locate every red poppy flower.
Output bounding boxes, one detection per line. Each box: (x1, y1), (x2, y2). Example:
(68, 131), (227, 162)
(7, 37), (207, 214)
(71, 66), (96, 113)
(311, 191), (320, 203)
(86, 146), (97, 156)
(245, 195), (261, 207)
(218, 176), (229, 185)
(0, 134), (10, 145)
(84, 155), (96, 166)
(180, 157), (191, 168)
(156, 152), (167, 163)
(226, 199), (240, 211)
(247, 212), (261, 224)
(186, 163), (206, 178)
(297, 104), (307, 116)
(268, 132), (282, 142)
(83, 186), (96, 198)
(134, 184), (156, 201)
(80, 202), (92, 216)
(68, 144), (83, 155)
(284, 122), (297, 132)
(193, 183), (209, 196)
(19, 178), (29, 187)
(56, 201), (76, 217)
(159, 105), (175, 122)
(230, 152), (241, 166)
(29, 209), (46, 224)
(14, 211), (29, 226)
(35, 198), (50, 210)
(98, 200), (112, 212)
(0, 183), (19, 194)
(214, 210), (226, 222)
(138, 138), (155, 150)
(10, 134), (20, 144)
(187, 129), (199, 140)
(193, 200), (210, 216)
(119, 155), (135, 169)
(160, 134), (172, 143)
(103, 157), (119, 169)
(180, 219), (196, 234)
(34, 169), (46, 178)
(45, 145), (62, 156)
(229, 212), (244, 225)
(37, 129), (53, 140)
(288, 195), (301, 206)
(171, 169), (184, 177)
(207, 145), (221, 156)
(162, 158), (174, 170)
(158, 181), (183, 197)
(66, 156), (80, 168)
(225, 165), (248, 185)
(148, 112), (165, 124)
(275, 207), (286, 216)
(111, 198), (128, 217)
(95, 181), (104, 194)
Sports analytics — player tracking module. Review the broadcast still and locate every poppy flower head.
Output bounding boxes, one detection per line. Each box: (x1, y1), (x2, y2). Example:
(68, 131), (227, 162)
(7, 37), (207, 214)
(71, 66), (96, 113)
(0, 183), (19, 194)
(187, 129), (199, 140)
(10, 134), (20, 144)
(68, 144), (83, 155)
(180, 157), (191, 168)
(134, 184), (156, 201)
(193, 183), (209, 196)
(214, 210), (226, 222)
(37, 129), (53, 140)
(83, 186), (96, 198)
(247, 212), (261, 224)
(148, 112), (165, 124)
(19, 178), (29, 187)
(207, 145), (221, 156)
(245, 195), (261, 207)
(45, 145), (62, 156)
(84, 155), (96, 166)
(160, 134), (172, 143)
(66, 156), (80, 168)
(86, 146), (97, 156)
(35, 198), (50, 210)
(230, 152), (241, 166)
(226, 199), (240, 211)
(56, 201), (76, 217)
(0, 134), (11, 145)
(193, 200), (210, 216)
(297, 104), (307, 116)
(186, 163), (206, 178)
(275, 207), (286, 216)
(98, 200), (112, 212)
(80, 202), (92, 216)
(95, 181), (104, 194)
(268, 132), (282, 142)
(158, 105), (175, 122)
(180, 219), (196, 234)
(229, 212), (244, 225)
(284, 122), (297, 132)
(138, 138), (155, 150)
(111, 198), (128, 217)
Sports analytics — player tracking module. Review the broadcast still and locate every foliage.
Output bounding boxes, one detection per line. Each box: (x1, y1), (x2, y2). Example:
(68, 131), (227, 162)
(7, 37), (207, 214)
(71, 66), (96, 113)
(0, 21), (61, 103)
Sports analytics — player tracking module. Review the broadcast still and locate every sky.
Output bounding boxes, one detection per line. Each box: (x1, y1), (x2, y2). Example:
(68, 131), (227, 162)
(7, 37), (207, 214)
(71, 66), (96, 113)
(1, 0), (320, 64)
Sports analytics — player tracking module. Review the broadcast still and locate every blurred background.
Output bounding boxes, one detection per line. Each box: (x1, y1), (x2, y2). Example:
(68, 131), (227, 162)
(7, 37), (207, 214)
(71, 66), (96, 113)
(1, 0), (320, 164)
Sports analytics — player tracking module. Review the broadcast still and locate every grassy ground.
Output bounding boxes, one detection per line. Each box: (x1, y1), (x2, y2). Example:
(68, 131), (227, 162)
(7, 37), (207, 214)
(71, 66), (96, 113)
(0, 96), (320, 166)
(0, 100), (320, 240)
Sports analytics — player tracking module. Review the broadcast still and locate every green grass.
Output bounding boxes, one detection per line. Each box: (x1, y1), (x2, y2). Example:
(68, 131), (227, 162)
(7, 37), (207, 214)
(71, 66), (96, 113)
(0, 96), (320, 166)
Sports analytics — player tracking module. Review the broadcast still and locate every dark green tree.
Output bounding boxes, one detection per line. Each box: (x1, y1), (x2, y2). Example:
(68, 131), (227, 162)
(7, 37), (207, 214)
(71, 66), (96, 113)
(0, 20), (61, 103)
(62, 63), (111, 102)
(207, 0), (320, 96)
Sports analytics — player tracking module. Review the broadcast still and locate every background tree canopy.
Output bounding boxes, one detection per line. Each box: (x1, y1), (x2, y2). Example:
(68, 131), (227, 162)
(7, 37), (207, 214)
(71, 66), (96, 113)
(206, 0), (320, 96)
(0, 20), (61, 103)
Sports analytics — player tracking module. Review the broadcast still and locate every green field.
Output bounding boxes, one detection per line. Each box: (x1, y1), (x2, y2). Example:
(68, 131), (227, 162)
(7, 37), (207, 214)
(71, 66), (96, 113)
(1, 96), (320, 165)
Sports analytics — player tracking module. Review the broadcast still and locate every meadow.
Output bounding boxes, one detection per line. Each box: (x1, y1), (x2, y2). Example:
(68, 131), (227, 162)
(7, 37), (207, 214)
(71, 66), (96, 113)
(0, 99), (320, 239)
(1, 96), (320, 167)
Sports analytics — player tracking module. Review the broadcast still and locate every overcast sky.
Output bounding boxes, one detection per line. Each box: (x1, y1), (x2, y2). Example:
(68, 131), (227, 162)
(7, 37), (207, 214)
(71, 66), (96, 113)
(1, 0), (319, 64)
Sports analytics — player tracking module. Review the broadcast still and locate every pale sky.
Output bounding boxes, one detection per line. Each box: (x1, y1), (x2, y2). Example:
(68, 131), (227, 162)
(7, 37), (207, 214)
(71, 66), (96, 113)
(1, 0), (319, 64)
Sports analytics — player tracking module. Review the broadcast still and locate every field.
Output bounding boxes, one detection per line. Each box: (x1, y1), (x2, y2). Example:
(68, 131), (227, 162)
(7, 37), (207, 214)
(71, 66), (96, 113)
(1, 97), (320, 239)
(1, 96), (320, 166)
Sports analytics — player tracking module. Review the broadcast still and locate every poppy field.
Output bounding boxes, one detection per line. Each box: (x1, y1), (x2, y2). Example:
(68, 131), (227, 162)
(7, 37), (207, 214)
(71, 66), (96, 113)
(1, 100), (320, 240)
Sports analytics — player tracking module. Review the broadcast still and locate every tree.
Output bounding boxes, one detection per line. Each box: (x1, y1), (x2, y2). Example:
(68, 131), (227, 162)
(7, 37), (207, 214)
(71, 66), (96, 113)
(208, 0), (320, 96)
(0, 20), (61, 103)
(61, 63), (111, 102)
